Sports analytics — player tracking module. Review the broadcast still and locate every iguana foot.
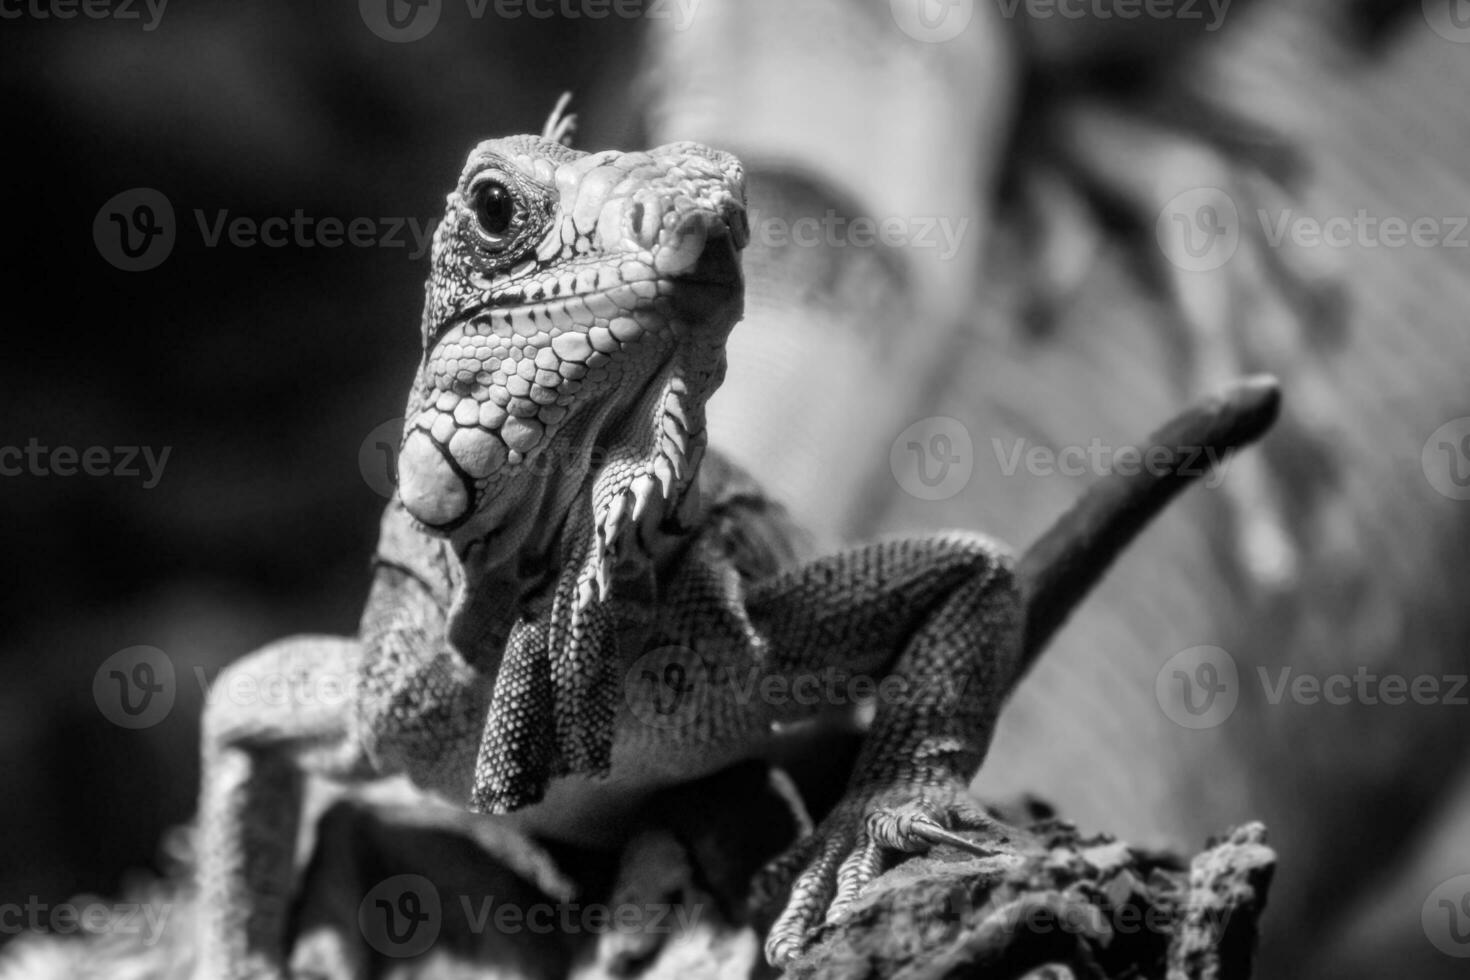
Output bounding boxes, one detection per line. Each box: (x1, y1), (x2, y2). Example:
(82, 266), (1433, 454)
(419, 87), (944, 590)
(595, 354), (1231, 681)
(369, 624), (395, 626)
(754, 780), (1020, 967)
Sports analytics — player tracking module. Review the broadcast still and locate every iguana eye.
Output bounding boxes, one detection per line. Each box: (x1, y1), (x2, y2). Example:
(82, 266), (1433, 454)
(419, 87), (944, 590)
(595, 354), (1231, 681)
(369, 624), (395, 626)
(470, 178), (517, 245)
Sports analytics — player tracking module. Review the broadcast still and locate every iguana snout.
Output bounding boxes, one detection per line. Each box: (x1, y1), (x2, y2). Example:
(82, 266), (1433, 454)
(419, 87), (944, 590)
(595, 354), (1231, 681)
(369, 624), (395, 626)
(397, 134), (748, 592)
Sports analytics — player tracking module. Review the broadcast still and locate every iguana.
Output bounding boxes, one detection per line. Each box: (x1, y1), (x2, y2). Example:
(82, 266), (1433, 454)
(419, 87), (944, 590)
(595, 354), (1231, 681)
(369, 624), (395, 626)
(194, 97), (1280, 978)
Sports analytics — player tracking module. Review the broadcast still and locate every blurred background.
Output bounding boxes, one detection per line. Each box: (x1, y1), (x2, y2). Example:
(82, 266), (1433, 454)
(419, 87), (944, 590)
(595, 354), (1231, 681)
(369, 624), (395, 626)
(2, 1), (1469, 977)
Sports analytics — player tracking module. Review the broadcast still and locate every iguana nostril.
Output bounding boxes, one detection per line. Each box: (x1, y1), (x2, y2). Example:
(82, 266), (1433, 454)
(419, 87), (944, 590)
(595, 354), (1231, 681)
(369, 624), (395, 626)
(727, 205), (750, 250)
(653, 211), (710, 277)
(630, 192), (663, 250)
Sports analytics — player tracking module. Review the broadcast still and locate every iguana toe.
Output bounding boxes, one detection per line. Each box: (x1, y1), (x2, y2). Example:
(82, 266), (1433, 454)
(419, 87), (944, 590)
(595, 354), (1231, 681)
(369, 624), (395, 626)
(756, 782), (1013, 967)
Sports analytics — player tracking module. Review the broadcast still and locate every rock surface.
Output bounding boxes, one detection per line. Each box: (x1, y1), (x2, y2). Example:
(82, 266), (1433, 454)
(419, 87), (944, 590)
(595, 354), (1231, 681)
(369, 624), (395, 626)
(0, 774), (1273, 980)
(781, 817), (1274, 980)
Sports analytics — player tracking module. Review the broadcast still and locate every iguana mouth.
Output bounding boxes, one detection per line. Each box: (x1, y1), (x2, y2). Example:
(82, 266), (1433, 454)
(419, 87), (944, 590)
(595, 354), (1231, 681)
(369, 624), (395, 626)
(404, 297), (739, 556)
(398, 261), (738, 536)
(426, 254), (740, 354)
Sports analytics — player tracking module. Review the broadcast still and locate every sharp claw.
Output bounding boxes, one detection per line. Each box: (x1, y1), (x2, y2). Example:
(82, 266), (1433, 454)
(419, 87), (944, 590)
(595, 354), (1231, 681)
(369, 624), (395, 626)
(823, 879), (867, 926)
(759, 792), (1000, 968)
(630, 473), (657, 522)
(604, 490), (628, 543)
(653, 455), (676, 499)
(909, 817), (994, 857)
(596, 554), (614, 602)
(663, 394), (693, 431)
(665, 446), (687, 483)
(765, 934), (801, 969)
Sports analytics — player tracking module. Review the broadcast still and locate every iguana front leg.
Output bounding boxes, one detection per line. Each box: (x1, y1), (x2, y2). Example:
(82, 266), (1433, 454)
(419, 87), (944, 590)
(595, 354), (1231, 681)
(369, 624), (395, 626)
(195, 635), (374, 980)
(739, 533), (1022, 965)
(197, 529), (492, 980)
(743, 377), (1282, 967)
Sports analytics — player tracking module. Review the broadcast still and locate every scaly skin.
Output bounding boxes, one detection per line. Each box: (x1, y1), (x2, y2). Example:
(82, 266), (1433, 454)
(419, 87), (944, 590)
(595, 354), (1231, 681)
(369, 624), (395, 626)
(194, 99), (1280, 978)
(373, 107), (752, 803)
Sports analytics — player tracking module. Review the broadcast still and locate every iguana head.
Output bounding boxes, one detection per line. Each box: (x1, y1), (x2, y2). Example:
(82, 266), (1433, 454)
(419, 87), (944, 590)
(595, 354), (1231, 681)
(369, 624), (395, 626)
(397, 101), (747, 604)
